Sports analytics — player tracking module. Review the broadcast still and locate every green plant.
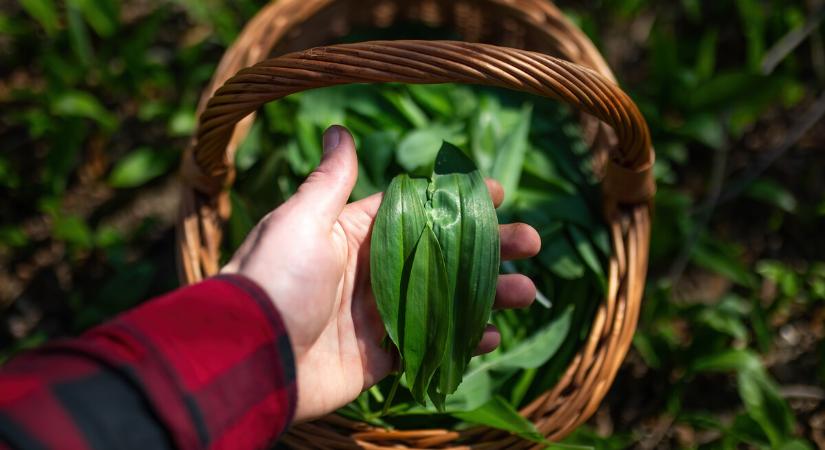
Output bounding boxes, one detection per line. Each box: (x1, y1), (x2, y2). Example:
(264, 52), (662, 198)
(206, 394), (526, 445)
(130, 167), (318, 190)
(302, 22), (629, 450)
(371, 142), (500, 410)
(226, 81), (609, 442)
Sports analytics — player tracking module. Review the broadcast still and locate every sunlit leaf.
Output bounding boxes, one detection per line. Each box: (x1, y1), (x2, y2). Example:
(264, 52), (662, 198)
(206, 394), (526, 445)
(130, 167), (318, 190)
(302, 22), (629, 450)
(360, 131), (398, 186)
(297, 86), (348, 126)
(169, 108), (197, 136)
(371, 174), (429, 348)
(372, 142), (499, 410)
(51, 91), (117, 131)
(452, 396), (546, 444)
(407, 84), (454, 118)
(745, 179), (797, 213)
(470, 95), (501, 174)
(20, 0), (59, 35)
(429, 142), (500, 402)
(108, 147), (174, 188)
(69, 0), (118, 37)
(737, 367), (795, 447)
(396, 124), (464, 171)
(403, 225), (451, 404)
(383, 89), (429, 128)
(490, 105), (532, 208)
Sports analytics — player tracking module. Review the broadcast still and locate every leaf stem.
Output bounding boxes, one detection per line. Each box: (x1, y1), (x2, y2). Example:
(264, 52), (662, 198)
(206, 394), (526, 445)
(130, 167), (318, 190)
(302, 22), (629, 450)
(382, 372), (402, 416)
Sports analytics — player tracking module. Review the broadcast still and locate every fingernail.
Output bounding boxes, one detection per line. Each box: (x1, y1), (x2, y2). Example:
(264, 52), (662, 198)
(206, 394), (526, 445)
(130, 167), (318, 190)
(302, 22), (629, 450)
(323, 126), (341, 153)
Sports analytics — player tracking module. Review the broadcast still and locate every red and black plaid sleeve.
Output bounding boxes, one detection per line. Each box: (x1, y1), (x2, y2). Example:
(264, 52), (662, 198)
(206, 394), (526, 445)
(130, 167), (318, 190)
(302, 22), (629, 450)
(0, 274), (297, 450)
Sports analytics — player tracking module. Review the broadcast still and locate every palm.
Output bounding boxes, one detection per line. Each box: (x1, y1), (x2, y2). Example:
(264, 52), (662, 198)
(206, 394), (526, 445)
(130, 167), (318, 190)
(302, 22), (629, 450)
(288, 196), (392, 421)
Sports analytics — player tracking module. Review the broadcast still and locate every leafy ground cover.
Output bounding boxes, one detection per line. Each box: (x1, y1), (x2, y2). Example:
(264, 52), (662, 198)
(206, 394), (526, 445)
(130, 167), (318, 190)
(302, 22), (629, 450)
(1, 0), (824, 448)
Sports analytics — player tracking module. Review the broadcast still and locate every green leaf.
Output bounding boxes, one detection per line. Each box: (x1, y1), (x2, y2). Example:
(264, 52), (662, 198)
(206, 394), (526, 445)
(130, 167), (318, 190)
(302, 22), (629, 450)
(745, 179), (797, 212)
(371, 174), (429, 348)
(691, 349), (762, 373)
(470, 95), (501, 174)
(51, 91), (117, 131)
(697, 306), (749, 341)
(396, 124), (464, 172)
(475, 305), (573, 371)
(538, 232), (585, 280)
(429, 142), (501, 398)
(632, 333), (661, 369)
(695, 30), (718, 79)
(440, 366), (493, 412)
(727, 412), (773, 447)
(108, 147), (174, 188)
(444, 306), (572, 412)
(228, 191), (255, 252)
(0, 226), (28, 248)
(692, 236), (756, 287)
(69, 0), (118, 37)
(351, 162), (380, 201)
(515, 190), (596, 229)
(53, 215), (93, 249)
(509, 367), (537, 407)
(737, 367), (796, 447)
(20, 0), (60, 35)
(451, 396), (546, 444)
(373, 141), (500, 411)
(736, 0), (766, 70)
(403, 225), (452, 405)
(569, 226), (605, 286)
(169, 108), (197, 137)
(383, 89), (429, 128)
(360, 131), (398, 186)
(66, 3), (92, 65)
(490, 105), (532, 208)
(297, 86), (348, 127)
(690, 351), (797, 446)
(407, 84), (454, 118)
(677, 113), (726, 150)
(523, 149), (576, 194)
(295, 115), (322, 172)
(236, 121), (263, 171)
(779, 440), (815, 450)
(285, 141), (311, 176)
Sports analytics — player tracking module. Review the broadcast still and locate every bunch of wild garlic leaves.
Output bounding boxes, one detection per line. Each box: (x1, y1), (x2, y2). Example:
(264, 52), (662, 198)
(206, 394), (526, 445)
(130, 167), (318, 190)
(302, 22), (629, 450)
(229, 83), (609, 441)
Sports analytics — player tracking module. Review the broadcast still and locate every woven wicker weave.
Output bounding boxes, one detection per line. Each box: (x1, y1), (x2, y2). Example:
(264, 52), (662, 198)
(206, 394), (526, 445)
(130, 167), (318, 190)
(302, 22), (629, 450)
(176, 1), (655, 448)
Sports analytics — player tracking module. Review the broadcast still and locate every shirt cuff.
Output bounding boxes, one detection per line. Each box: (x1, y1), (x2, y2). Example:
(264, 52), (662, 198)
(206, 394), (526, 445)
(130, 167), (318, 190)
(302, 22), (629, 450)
(56, 274), (297, 450)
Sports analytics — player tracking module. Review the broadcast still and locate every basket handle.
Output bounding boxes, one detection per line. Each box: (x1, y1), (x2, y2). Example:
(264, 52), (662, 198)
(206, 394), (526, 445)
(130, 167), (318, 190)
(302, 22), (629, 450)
(184, 40), (654, 203)
(177, 40), (655, 282)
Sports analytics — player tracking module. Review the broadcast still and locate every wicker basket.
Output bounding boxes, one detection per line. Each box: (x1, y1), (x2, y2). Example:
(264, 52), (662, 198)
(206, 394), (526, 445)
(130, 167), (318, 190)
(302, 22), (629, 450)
(176, 0), (655, 448)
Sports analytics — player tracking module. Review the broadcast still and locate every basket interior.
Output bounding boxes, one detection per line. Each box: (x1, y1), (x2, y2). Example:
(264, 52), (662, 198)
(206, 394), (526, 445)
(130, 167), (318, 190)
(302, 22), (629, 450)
(181, 1), (654, 446)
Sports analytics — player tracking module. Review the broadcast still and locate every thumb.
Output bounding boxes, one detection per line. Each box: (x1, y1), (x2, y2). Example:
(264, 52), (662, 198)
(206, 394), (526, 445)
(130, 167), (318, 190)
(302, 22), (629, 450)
(291, 125), (358, 226)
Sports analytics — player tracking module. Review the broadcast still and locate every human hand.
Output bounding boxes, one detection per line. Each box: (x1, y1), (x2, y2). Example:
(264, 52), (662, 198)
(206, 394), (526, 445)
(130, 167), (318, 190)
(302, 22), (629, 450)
(222, 126), (541, 422)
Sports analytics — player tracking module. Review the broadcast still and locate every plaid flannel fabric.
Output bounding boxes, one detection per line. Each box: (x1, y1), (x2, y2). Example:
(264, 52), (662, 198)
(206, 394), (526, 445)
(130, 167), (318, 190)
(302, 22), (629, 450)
(0, 275), (296, 450)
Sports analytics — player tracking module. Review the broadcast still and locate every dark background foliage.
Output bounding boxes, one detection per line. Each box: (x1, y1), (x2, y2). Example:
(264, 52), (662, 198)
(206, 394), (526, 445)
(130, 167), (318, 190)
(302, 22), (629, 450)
(1, 0), (824, 448)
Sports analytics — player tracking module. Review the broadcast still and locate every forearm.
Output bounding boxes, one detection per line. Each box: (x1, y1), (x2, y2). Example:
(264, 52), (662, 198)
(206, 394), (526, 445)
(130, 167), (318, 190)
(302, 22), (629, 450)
(0, 275), (296, 450)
